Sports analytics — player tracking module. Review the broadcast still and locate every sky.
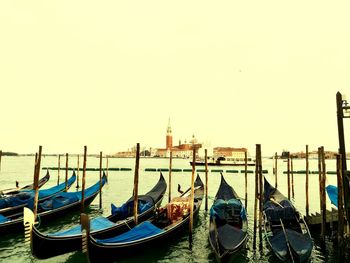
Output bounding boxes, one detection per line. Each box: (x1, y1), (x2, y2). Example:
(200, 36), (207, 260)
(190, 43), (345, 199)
(1, 1), (350, 156)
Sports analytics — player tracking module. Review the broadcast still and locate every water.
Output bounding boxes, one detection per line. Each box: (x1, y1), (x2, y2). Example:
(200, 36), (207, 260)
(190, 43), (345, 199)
(0, 156), (343, 262)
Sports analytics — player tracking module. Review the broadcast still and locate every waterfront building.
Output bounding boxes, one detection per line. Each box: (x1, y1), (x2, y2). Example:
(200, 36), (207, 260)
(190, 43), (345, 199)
(155, 120), (202, 158)
(213, 147), (250, 162)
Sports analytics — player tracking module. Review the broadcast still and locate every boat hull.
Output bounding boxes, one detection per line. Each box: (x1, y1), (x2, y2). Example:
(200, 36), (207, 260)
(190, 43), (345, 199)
(86, 176), (204, 263)
(208, 174), (248, 263)
(31, 174), (166, 259)
(263, 178), (313, 263)
(88, 205), (202, 263)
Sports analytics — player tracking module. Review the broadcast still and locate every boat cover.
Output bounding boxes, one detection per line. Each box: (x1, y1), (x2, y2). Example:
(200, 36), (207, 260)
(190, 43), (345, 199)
(210, 199), (246, 221)
(217, 224), (246, 250)
(0, 214), (10, 223)
(264, 200), (295, 222)
(22, 173), (76, 199)
(40, 192), (80, 210)
(95, 221), (163, 244)
(0, 174), (76, 210)
(326, 185), (338, 207)
(111, 195), (153, 219)
(0, 192), (33, 209)
(50, 216), (115, 237)
(39, 175), (107, 211)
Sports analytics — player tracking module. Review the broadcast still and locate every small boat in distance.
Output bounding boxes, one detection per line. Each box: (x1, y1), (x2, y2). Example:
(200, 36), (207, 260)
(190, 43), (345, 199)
(190, 156), (255, 166)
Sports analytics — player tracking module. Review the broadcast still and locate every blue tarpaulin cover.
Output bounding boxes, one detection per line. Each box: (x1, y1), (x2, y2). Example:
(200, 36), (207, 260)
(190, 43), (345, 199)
(0, 192), (33, 209)
(111, 200), (152, 218)
(50, 216), (115, 237)
(210, 198), (246, 221)
(39, 175), (106, 211)
(326, 185), (338, 207)
(37, 174), (76, 199)
(40, 192), (79, 210)
(0, 214), (10, 223)
(0, 174), (76, 210)
(95, 221), (163, 244)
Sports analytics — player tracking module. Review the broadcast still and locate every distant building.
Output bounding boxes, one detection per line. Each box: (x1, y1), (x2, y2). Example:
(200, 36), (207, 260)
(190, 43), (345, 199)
(155, 119), (202, 158)
(213, 147), (248, 161)
(115, 151), (135, 158)
(283, 150), (338, 159)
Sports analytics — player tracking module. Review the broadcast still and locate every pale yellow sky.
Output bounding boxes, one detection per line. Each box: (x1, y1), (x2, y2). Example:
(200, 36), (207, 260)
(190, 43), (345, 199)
(1, 1), (350, 156)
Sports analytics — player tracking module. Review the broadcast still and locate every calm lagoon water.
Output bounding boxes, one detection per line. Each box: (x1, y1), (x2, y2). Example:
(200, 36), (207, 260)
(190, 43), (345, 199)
(0, 155), (342, 262)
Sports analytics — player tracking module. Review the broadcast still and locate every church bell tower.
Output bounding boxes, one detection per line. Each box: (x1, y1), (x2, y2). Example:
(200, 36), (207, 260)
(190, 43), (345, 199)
(166, 118), (173, 150)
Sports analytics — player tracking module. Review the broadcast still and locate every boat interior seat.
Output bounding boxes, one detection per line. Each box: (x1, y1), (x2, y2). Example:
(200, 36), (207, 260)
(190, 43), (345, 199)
(166, 197), (191, 223)
(214, 206), (242, 228)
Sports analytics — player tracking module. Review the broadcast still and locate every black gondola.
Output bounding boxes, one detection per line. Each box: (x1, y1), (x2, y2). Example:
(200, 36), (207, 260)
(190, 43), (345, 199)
(82, 174), (204, 263)
(0, 170), (51, 196)
(209, 173), (248, 262)
(263, 177), (313, 262)
(1, 173), (102, 235)
(29, 173), (167, 259)
(0, 171), (76, 217)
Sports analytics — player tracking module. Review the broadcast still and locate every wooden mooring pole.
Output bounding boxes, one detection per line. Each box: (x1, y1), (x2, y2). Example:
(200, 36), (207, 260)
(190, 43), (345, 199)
(257, 144), (263, 250)
(318, 147), (326, 242)
(291, 157), (295, 199)
(336, 92), (350, 225)
(33, 153), (38, 181)
(287, 153), (291, 200)
(337, 154), (345, 248)
(244, 150), (248, 209)
(253, 144), (259, 250)
(321, 147), (327, 239)
(65, 153), (68, 192)
(76, 154), (80, 189)
(0, 150), (2, 172)
(189, 147), (196, 244)
(306, 145), (309, 217)
(99, 151), (103, 209)
(205, 149), (208, 211)
(57, 154), (60, 185)
(133, 143), (140, 225)
(33, 146), (42, 220)
(106, 156), (109, 180)
(274, 152), (278, 188)
(168, 151), (173, 203)
(81, 146), (87, 213)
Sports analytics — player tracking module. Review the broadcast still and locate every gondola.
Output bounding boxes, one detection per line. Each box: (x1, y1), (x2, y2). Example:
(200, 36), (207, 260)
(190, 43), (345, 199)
(0, 171), (76, 217)
(28, 173), (167, 259)
(1, 173), (103, 235)
(0, 170), (51, 196)
(263, 178), (313, 262)
(82, 174), (204, 263)
(209, 173), (248, 262)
